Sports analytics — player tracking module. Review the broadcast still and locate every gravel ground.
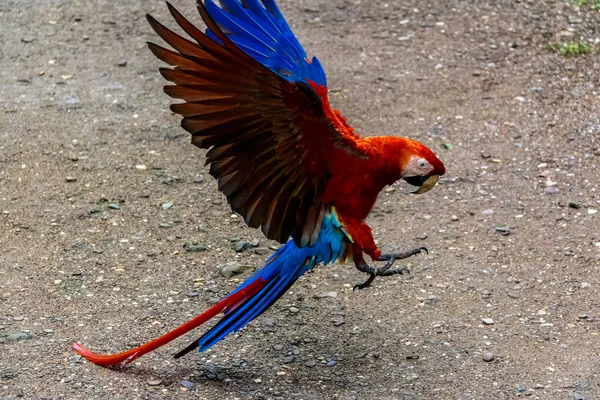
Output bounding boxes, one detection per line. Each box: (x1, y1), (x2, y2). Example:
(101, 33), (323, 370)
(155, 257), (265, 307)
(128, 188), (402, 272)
(1, 0), (600, 399)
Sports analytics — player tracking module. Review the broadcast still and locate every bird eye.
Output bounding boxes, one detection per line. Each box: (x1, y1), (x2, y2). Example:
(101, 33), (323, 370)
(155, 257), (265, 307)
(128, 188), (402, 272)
(418, 159), (428, 169)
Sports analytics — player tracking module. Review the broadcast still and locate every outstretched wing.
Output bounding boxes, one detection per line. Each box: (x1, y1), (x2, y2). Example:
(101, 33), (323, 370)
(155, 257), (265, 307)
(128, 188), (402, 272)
(147, 1), (363, 246)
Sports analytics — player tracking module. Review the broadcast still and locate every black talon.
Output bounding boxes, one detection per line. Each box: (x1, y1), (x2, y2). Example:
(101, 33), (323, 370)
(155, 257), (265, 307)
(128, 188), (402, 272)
(353, 274), (376, 291)
(353, 247), (428, 290)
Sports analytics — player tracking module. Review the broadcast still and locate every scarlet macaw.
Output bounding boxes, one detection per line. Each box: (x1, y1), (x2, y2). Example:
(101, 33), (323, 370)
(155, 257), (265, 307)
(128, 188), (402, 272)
(73, 0), (445, 367)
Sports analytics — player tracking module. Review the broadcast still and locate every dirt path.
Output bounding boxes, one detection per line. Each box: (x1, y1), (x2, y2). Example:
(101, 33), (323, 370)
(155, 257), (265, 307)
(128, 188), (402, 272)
(1, 0), (599, 399)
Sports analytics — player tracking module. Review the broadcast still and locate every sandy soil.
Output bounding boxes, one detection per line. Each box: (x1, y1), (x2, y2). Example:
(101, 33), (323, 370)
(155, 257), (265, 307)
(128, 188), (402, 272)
(1, 0), (600, 399)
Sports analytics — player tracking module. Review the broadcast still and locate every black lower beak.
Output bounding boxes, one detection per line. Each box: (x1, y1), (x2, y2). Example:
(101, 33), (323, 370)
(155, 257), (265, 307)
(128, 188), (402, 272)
(404, 175), (429, 187)
(404, 175), (440, 194)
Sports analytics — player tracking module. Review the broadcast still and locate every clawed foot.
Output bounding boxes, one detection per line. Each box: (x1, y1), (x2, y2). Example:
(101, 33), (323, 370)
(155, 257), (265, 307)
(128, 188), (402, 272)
(353, 247), (428, 290)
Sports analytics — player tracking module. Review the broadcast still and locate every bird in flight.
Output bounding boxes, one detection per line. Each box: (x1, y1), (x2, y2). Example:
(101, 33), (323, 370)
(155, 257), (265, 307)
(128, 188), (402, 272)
(73, 0), (445, 367)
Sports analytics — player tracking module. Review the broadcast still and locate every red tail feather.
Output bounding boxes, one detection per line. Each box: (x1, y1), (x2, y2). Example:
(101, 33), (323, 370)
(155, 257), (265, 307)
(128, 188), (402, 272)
(72, 279), (265, 367)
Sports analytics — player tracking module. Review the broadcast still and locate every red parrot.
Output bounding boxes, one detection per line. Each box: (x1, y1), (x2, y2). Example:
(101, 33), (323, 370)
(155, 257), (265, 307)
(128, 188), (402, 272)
(73, 0), (445, 367)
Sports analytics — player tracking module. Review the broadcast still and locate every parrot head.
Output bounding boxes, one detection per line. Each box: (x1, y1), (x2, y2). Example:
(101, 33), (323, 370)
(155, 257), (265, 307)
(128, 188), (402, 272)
(400, 141), (445, 194)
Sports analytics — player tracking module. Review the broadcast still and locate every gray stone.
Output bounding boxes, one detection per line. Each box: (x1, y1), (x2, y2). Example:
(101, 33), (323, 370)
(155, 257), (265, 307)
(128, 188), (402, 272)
(218, 261), (253, 278)
(5, 332), (35, 343)
(1, 370), (18, 379)
(233, 239), (252, 252)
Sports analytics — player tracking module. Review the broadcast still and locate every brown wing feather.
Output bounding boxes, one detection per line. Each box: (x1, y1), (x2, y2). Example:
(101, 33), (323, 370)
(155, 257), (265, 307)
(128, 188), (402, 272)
(147, 3), (363, 246)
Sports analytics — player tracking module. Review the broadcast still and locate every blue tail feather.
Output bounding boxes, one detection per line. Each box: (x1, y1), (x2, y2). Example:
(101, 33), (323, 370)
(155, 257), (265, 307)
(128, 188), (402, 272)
(183, 209), (347, 353)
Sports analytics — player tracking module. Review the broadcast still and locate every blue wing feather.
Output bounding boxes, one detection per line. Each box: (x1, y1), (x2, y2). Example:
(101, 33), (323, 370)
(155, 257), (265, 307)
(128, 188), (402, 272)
(203, 0), (327, 86)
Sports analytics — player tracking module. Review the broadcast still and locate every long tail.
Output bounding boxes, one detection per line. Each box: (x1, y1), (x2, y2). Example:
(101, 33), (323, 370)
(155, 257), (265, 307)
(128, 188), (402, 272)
(72, 242), (311, 367)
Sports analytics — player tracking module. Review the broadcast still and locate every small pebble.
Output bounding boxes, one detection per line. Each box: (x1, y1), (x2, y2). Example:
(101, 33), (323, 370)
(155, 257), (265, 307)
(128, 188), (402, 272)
(107, 203), (120, 210)
(283, 355), (295, 364)
(233, 239), (252, 252)
(483, 352), (494, 362)
(147, 379), (162, 386)
(254, 247), (268, 255)
(65, 176), (77, 182)
(118, 59), (127, 67)
(482, 318), (494, 325)
(184, 243), (206, 253)
(578, 314), (588, 319)
(180, 380), (194, 390)
(495, 226), (510, 235)
(314, 291), (337, 299)
(289, 306), (300, 313)
(451, 215), (459, 221)
(273, 344), (284, 351)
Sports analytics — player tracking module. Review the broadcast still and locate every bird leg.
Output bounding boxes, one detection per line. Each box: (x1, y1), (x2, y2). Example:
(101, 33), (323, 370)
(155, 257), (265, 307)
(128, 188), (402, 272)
(353, 247), (428, 290)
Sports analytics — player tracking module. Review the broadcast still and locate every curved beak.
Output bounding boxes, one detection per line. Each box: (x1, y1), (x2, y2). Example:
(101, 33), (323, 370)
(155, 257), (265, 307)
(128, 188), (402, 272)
(404, 175), (440, 194)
